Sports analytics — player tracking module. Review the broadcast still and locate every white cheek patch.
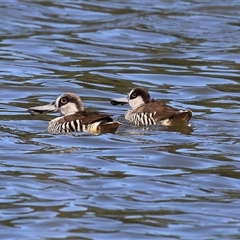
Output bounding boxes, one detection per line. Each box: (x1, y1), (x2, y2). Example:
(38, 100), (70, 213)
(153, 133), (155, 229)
(60, 102), (78, 116)
(129, 96), (145, 110)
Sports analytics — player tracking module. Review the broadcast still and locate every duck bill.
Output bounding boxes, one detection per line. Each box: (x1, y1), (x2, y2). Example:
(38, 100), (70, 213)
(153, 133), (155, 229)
(110, 97), (128, 106)
(28, 102), (57, 115)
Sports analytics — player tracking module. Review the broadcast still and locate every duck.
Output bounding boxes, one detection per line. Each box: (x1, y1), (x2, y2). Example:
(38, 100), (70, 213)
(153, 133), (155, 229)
(110, 87), (192, 127)
(28, 92), (121, 135)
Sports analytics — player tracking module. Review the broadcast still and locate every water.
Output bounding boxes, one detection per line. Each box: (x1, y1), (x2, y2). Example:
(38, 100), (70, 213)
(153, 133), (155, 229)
(1, 0), (240, 239)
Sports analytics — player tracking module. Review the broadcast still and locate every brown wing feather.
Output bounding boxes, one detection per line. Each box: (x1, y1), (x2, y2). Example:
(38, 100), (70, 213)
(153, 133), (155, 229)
(59, 111), (113, 124)
(135, 101), (180, 120)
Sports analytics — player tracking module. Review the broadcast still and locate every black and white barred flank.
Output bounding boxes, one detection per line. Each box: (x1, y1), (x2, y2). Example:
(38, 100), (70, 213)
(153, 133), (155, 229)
(48, 119), (88, 134)
(125, 110), (157, 126)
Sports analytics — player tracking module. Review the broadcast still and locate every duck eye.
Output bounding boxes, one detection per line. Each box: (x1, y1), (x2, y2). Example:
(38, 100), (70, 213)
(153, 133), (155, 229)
(131, 92), (137, 98)
(60, 97), (68, 104)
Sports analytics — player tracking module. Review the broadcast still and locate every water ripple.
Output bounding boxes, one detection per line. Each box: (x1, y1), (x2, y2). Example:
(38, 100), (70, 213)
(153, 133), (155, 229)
(1, 0), (240, 239)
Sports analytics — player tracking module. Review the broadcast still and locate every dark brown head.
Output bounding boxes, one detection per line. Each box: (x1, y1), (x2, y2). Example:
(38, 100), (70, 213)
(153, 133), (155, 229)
(28, 93), (84, 116)
(110, 87), (151, 110)
(55, 93), (84, 115)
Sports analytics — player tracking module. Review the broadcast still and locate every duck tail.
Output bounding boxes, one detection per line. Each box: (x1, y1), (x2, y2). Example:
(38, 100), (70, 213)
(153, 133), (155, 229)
(88, 121), (121, 135)
(100, 121), (122, 134)
(170, 110), (192, 126)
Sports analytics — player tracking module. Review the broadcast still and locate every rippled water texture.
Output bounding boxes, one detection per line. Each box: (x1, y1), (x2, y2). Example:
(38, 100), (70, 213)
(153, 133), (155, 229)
(1, 1), (240, 239)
